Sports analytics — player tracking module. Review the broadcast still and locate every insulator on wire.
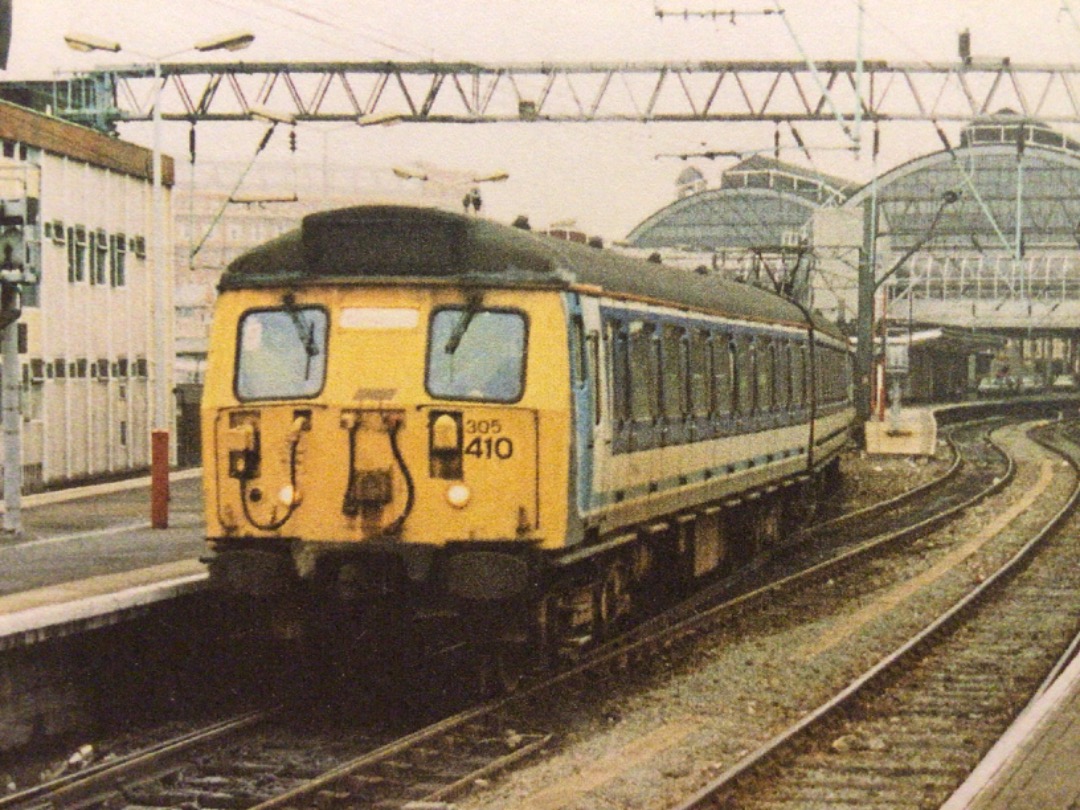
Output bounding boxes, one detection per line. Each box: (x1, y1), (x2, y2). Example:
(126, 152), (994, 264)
(935, 124), (954, 156)
(257, 125), (275, 152)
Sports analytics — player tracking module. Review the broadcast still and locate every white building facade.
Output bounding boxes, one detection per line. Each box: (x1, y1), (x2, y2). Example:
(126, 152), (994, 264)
(0, 99), (172, 491)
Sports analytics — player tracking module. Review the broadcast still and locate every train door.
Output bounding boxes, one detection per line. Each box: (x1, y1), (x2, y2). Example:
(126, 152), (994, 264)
(567, 294), (605, 517)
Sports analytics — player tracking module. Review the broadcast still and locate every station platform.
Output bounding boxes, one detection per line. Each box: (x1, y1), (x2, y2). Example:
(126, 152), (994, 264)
(943, 644), (1080, 809)
(0, 470), (208, 648)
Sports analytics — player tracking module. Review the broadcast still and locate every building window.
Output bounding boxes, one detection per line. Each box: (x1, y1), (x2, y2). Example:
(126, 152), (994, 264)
(110, 233), (126, 287)
(68, 226), (86, 282)
(91, 229), (108, 285)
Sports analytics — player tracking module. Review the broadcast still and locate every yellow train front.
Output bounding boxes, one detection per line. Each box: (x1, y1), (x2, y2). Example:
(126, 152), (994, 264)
(202, 205), (853, 672)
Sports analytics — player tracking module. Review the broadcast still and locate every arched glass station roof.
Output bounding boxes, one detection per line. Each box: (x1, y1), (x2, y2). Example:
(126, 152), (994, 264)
(627, 155), (858, 251)
(846, 112), (1080, 253)
(629, 113), (1080, 256)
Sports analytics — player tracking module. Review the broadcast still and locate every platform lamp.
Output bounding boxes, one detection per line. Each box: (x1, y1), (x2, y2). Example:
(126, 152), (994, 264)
(65, 30), (255, 529)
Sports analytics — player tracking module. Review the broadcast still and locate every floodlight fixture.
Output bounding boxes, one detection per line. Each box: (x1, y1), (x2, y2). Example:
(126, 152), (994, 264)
(249, 105), (296, 125)
(64, 32), (121, 53)
(195, 31), (254, 52)
(358, 111), (404, 127)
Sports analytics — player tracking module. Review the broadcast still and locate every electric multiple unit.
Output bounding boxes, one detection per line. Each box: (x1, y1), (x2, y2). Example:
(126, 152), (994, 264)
(201, 205), (854, 666)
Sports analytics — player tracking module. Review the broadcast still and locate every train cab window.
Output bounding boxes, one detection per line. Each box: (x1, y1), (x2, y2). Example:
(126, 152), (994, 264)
(688, 330), (710, 417)
(236, 307), (328, 400)
(660, 324), (686, 419)
(628, 321), (659, 421)
(427, 308), (527, 402)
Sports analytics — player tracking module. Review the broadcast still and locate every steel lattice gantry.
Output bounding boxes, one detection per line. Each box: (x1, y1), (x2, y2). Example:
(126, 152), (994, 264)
(40, 59), (1080, 129)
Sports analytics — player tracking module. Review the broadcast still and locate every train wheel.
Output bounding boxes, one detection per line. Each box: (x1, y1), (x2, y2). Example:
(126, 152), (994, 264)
(476, 643), (527, 697)
(757, 503), (782, 552)
(593, 564), (628, 640)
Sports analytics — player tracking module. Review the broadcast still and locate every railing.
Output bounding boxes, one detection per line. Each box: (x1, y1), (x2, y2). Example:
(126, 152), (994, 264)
(887, 253), (1080, 305)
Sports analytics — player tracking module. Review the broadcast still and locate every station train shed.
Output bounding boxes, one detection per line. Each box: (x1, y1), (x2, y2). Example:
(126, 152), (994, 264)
(624, 110), (1080, 404)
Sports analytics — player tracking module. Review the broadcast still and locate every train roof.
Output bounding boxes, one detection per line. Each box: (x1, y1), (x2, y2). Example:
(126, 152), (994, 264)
(220, 205), (843, 337)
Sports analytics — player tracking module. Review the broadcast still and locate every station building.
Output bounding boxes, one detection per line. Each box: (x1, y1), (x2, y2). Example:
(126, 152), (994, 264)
(0, 99), (172, 491)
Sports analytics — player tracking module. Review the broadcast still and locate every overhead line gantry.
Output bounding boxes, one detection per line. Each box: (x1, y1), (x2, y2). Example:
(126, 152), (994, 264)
(36, 58), (1080, 131)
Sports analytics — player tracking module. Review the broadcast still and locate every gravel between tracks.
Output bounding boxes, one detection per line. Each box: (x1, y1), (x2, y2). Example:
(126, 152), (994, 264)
(457, 432), (1067, 810)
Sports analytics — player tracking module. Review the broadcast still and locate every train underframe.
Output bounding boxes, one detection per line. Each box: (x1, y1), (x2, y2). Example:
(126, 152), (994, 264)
(207, 457), (841, 695)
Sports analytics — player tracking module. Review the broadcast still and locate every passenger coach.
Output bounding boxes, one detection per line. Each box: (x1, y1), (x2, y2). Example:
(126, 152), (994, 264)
(201, 205), (854, 668)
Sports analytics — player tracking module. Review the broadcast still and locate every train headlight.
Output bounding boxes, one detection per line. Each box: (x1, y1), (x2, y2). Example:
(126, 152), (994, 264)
(278, 484), (301, 507)
(446, 483), (471, 508)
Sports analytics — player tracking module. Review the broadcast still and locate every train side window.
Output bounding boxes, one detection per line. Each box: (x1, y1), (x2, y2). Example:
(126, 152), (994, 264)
(609, 321), (630, 423)
(628, 321), (657, 422)
(819, 347), (833, 403)
(587, 331), (601, 425)
(815, 346), (825, 404)
(736, 337), (755, 415)
(570, 314), (587, 384)
(714, 335), (733, 416)
(661, 324), (685, 420)
(792, 343), (806, 407)
(776, 341), (791, 410)
(689, 329), (710, 417)
(757, 338), (774, 412)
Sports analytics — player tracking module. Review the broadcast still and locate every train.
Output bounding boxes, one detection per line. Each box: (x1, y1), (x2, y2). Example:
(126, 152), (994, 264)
(200, 204), (855, 682)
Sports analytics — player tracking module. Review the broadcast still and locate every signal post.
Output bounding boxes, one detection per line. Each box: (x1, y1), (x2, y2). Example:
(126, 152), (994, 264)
(0, 172), (39, 536)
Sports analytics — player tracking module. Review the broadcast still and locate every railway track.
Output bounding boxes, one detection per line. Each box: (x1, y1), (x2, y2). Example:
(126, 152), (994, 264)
(0, 420), (1022, 810)
(671, 419), (1080, 810)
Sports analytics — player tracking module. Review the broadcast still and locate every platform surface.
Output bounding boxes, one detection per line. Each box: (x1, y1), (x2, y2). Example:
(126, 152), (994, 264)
(943, 646), (1080, 809)
(864, 407), (938, 456)
(0, 471), (208, 645)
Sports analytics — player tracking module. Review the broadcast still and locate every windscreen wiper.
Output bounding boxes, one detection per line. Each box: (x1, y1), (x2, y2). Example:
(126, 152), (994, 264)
(282, 292), (319, 377)
(444, 292), (484, 355)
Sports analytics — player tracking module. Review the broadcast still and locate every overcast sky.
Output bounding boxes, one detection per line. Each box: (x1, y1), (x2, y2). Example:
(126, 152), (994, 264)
(6, 1), (1080, 239)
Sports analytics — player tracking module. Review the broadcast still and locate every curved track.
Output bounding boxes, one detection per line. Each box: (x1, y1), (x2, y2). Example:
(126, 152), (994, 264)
(671, 419), (1080, 810)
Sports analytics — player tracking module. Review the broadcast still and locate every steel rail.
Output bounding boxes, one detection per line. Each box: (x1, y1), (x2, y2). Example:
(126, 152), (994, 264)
(0, 709), (273, 810)
(670, 419), (1080, 810)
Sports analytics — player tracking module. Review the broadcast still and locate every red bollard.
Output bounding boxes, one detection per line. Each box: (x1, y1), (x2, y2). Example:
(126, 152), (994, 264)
(151, 429), (170, 529)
